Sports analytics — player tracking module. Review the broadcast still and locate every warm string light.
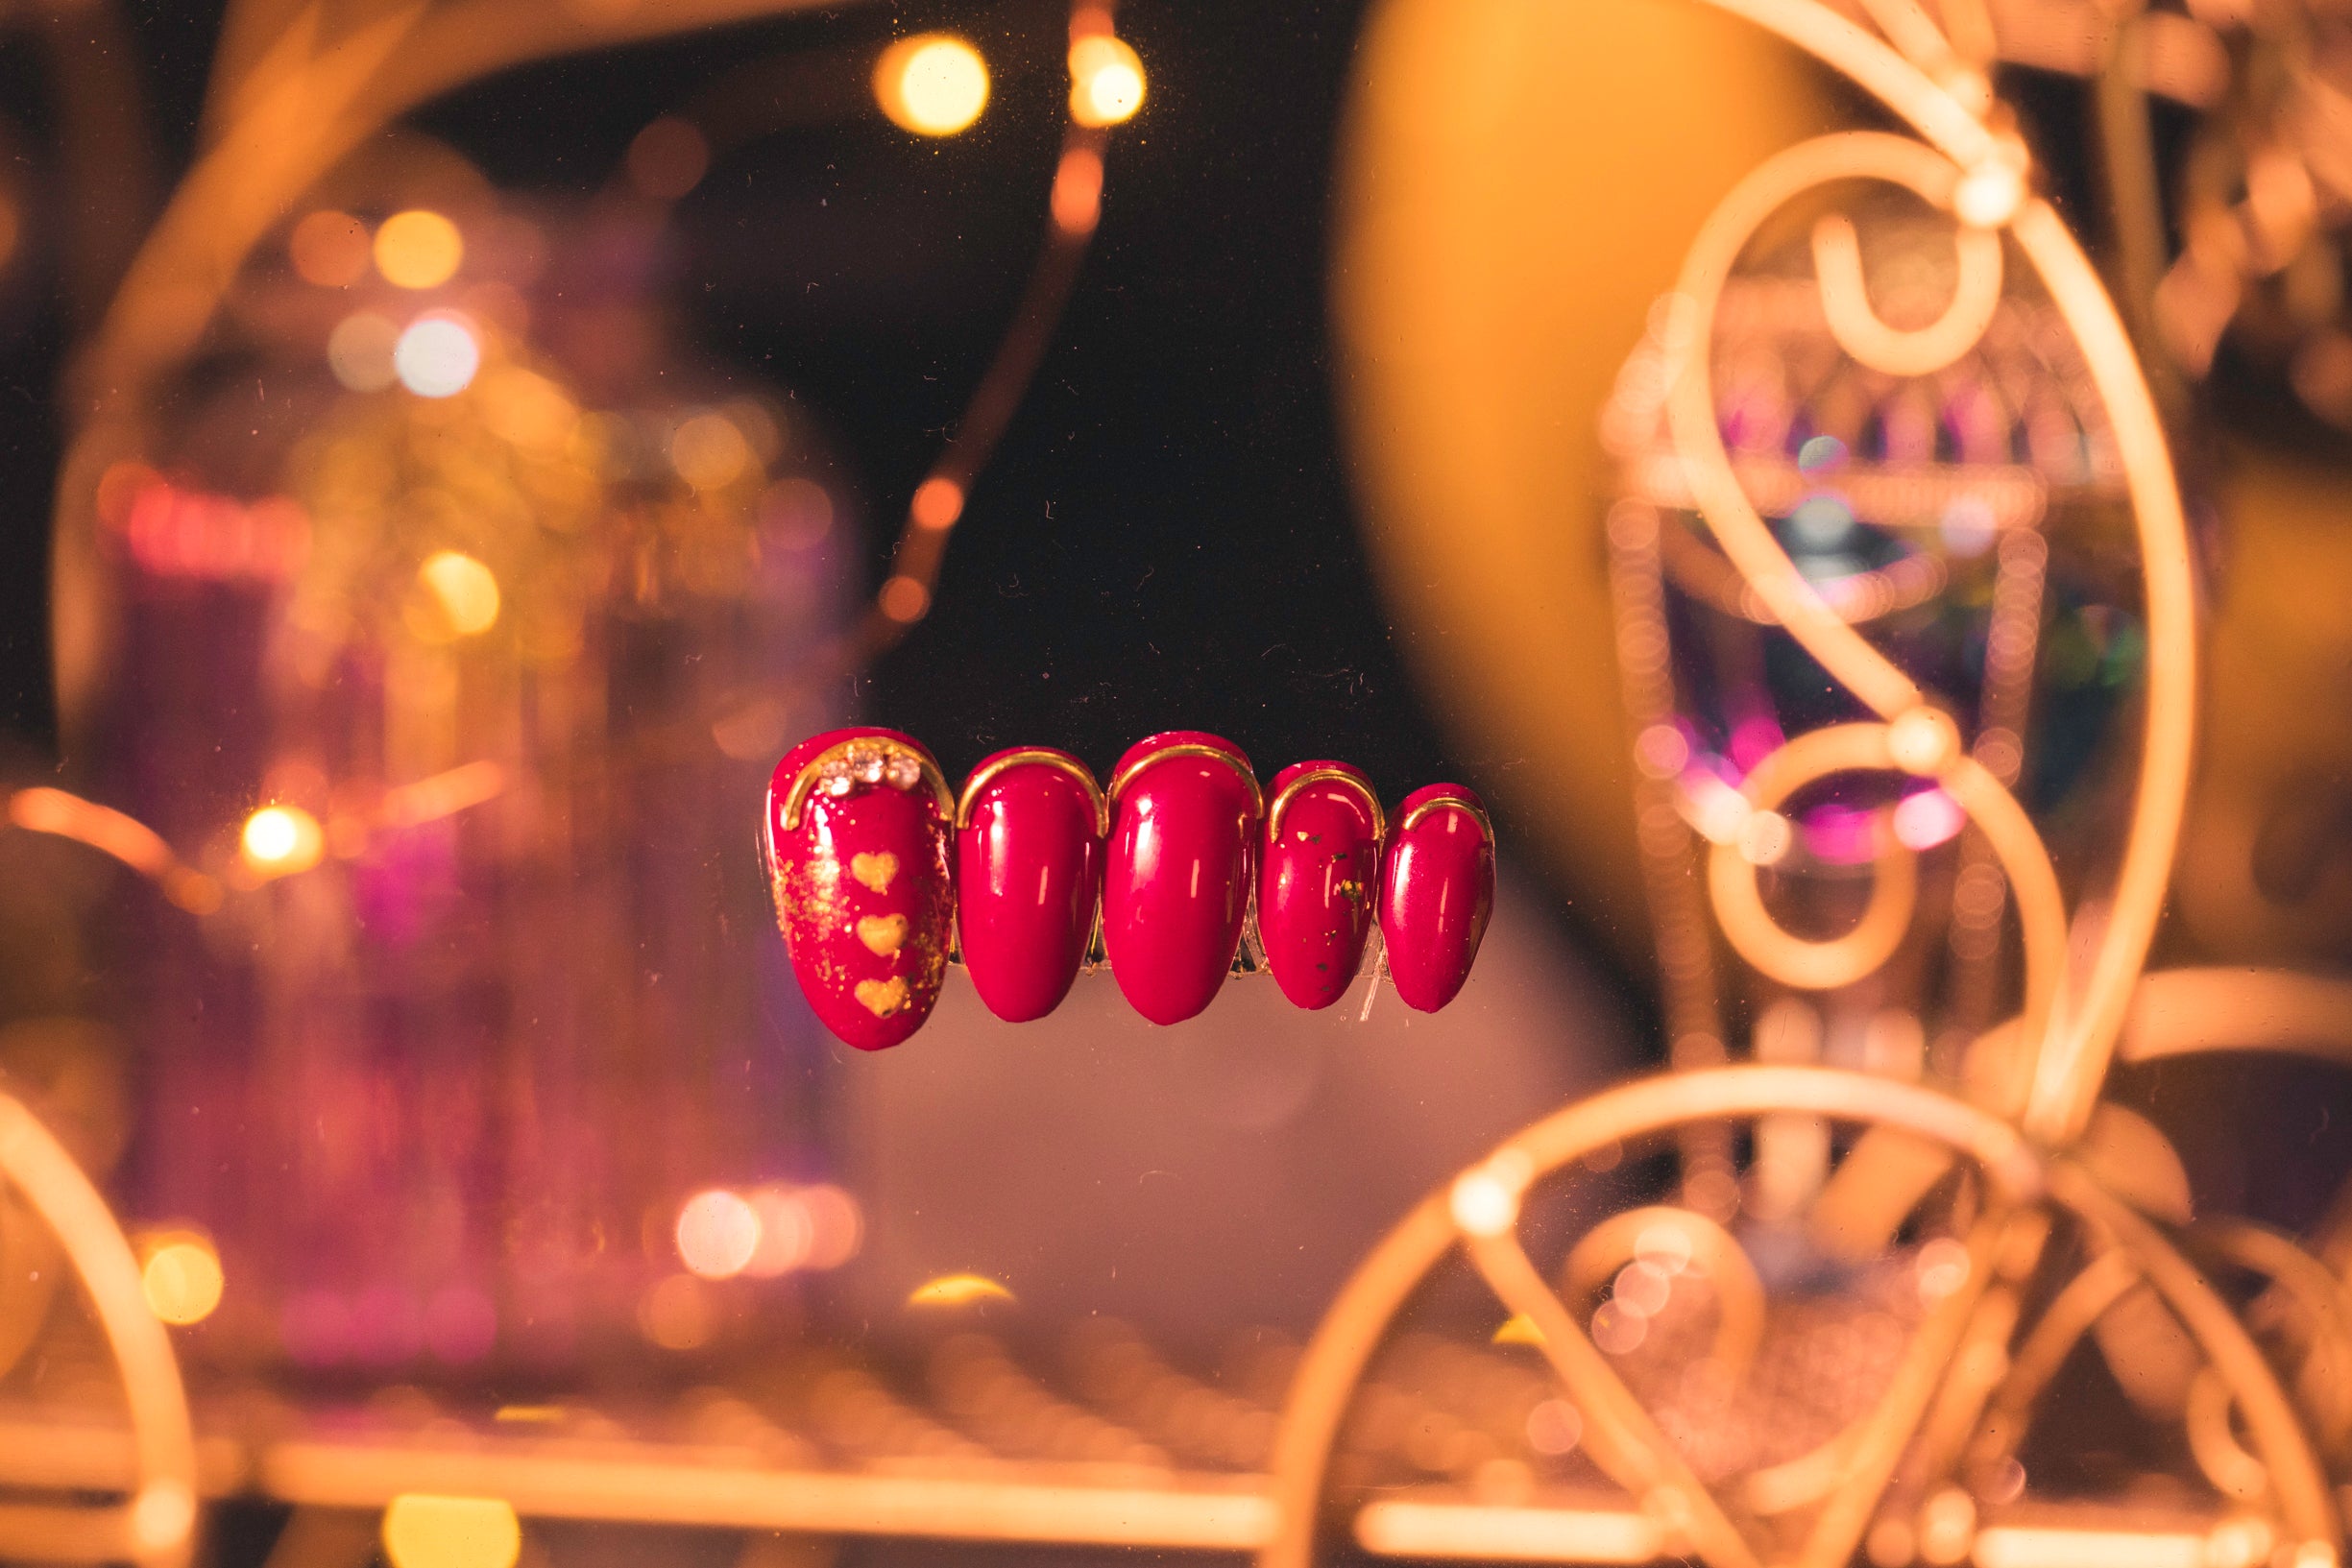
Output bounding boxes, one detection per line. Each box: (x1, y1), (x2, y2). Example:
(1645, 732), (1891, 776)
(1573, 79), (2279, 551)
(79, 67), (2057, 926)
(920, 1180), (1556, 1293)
(1069, 36), (1146, 127)
(860, 3), (1137, 650)
(565, 2), (1134, 739)
(7, 786), (221, 912)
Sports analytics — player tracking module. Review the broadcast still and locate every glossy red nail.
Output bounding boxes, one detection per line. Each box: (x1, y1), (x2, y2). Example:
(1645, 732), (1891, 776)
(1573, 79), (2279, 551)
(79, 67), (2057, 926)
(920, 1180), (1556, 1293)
(765, 728), (956, 1050)
(956, 748), (1105, 1023)
(1378, 784), (1494, 1013)
(1257, 761), (1383, 1009)
(1103, 731), (1261, 1025)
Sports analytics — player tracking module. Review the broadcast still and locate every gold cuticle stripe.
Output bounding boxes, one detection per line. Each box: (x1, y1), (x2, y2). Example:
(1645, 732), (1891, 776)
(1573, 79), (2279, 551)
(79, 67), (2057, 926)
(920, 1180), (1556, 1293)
(956, 750), (1108, 836)
(1266, 767), (1386, 843)
(1106, 742), (1265, 819)
(779, 737), (956, 832)
(1398, 793), (1494, 843)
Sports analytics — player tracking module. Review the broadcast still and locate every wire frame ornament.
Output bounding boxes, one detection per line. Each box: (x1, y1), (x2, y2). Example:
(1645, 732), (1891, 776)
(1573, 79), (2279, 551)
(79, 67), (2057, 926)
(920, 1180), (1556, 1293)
(0, 1096), (199, 1568)
(1253, 3), (2344, 1566)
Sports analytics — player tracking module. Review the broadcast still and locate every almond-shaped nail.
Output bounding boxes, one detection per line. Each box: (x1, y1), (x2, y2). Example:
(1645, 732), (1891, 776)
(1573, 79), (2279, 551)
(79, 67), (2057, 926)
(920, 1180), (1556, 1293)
(1378, 783), (1494, 1013)
(957, 748), (1105, 1023)
(1258, 760), (1382, 1010)
(765, 727), (955, 1050)
(1103, 731), (1261, 1025)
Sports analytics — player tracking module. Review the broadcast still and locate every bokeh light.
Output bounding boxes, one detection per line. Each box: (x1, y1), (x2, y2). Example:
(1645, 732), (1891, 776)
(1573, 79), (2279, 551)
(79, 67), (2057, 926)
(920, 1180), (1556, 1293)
(139, 1233), (224, 1325)
(799, 1183), (864, 1268)
(909, 476), (963, 531)
(380, 1494), (521, 1568)
(394, 315), (481, 398)
(675, 1188), (760, 1279)
(742, 1185), (814, 1278)
(1052, 146), (1104, 233)
(374, 209), (464, 289)
(669, 411), (751, 491)
(327, 311), (401, 392)
(241, 805), (324, 876)
(762, 477), (836, 549)
(639, 1273), (714, 1349)
(1524, 1398), (1583, 1456)
(1940, 493), (1999, 557)
(479, 366), (579, 453)
(879, 574), (931, 622)
(1069, 36), (1145, 127)
(906, 1272), (1014, 1307)
(1491, 1312), (1544, 1345)
(415, 551), (502, 639)
(875, 35), (989, 136)
(1787, 492), (1855, 549)
(289, 209), (373, 287)
(627, 116), (711, 201)
(1892, 786), (1968, 851)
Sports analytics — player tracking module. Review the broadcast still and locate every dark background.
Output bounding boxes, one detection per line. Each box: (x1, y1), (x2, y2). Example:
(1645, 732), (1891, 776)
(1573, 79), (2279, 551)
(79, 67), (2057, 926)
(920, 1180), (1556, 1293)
(0, 0), (1460, 796)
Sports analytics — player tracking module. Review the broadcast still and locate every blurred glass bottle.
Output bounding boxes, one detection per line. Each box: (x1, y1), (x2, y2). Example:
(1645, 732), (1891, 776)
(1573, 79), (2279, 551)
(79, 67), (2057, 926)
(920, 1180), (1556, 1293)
(82, 139), (858, 1382)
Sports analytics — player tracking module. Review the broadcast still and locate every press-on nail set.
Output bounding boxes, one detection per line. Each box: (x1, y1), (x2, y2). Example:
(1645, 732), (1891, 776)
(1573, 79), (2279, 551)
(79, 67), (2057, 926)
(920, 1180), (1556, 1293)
(764, 728), (1495, 1049)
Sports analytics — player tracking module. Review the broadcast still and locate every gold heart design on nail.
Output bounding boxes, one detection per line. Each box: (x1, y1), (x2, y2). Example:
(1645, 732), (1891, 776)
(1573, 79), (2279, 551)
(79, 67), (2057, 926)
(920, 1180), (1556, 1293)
(856, 914), (909, 956)
(854, 976), (909, 1017)
(850, 852), (899, 892)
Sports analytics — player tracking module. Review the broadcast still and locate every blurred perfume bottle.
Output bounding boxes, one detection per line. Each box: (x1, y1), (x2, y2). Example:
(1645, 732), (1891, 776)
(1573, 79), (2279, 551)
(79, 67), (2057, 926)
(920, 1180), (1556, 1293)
(83, 140), (861, 1380)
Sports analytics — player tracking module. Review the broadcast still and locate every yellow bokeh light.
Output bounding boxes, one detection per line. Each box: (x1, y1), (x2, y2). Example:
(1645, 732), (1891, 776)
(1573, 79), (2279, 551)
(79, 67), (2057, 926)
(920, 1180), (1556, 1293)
(875, 36), (989, 136)
(381, 1494), (521, 1568)
(1069, 36), (1145, 127)
(139, 1235), (224, 1326)
(675, 1188), (761, 1279)
(669, 412), (752, 491)
(417, 551), (501, 638)
(241, 805), (324, 876)
(639, 1273), (714, 1349)
(906, 1271), (1015, 1307)
(374, 209), (464, 289)
(1490, 1312), (1546, 1345)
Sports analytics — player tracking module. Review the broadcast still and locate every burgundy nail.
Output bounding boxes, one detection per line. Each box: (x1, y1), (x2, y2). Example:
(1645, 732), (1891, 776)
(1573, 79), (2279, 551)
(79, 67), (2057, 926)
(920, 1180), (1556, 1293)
(765, 728), (956, 1050)
(1103, 731), (1261, 1025)
(1258, 760), (1383, 1010)
(956, 748), (1105, 1023)
(1378, 784), (1494, 1012)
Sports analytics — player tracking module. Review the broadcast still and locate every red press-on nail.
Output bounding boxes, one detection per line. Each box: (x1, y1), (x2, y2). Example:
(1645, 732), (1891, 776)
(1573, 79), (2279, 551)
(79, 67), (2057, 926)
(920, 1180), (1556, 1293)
(1258, 760), (1382, 1010)
(1103, 731), (1261, 1025)
(1378, 783), (1494, 1013)
(765, 727), (956, 1050)
(956, 748), (1105, 1023)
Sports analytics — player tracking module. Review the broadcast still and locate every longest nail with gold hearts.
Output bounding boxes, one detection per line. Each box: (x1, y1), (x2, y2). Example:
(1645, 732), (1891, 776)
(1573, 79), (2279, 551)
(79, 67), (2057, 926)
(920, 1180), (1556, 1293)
(1103, 732), (1261, 1025)
(1378, 783), (1494, 1013)
(957, 747), (1105, 1022)
(1258, 760), (1383, 1009)
(765, 727), (956, 1049)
